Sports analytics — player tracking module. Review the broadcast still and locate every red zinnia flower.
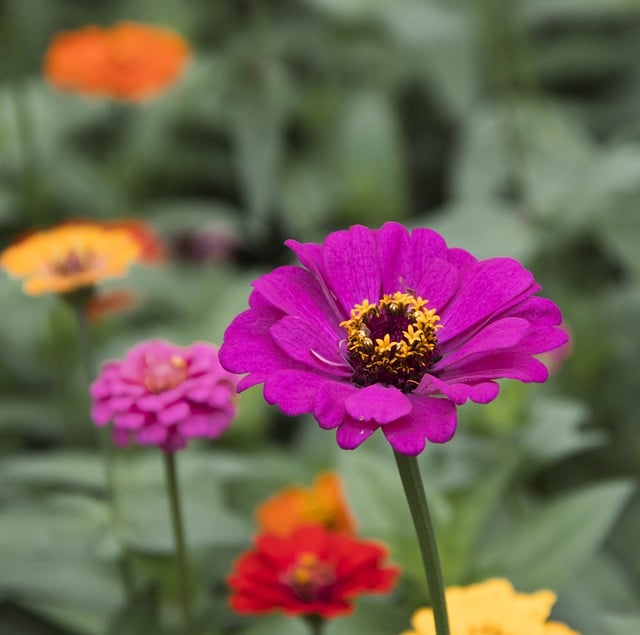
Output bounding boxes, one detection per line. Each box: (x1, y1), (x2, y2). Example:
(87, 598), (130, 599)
(228, 524), (398, 618)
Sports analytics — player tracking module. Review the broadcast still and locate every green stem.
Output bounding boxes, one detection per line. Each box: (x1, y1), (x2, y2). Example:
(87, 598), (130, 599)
(163, 452), (194, 635)
(393, 451), (449, 635)
(1, 3), (44, 227)
(70, 296), (135, 594)
(302, 615), (325, 635)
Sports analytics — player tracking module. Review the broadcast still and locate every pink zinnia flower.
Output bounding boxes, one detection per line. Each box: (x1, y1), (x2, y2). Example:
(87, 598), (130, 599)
(91, 339), (238, 451)
(220, 222), (568, 455)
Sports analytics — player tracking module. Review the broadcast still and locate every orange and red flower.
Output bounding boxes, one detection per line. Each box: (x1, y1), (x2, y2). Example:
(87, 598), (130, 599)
(256, 472), (357, 537)
(0, 221), (142, 295)
(43, 21), (190, 102)
(228, 524), (398, 618)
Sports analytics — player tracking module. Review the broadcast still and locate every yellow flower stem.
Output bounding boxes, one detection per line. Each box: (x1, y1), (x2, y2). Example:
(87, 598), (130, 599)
(393, 451), (450, 635)
(70, 296), (135, 596)
(163, 452), (194, 635)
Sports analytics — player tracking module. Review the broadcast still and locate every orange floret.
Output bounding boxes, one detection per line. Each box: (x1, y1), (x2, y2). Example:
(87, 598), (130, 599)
(256, 472), (357, 537)
(43, 21), (190, 101)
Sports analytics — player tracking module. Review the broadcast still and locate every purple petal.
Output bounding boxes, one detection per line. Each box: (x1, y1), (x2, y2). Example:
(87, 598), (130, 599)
(313, 381), (358, 429)
(413, 258), (461, 311)
(90, 379), (111, 400)
(438, 258), (536, 344)
(263, 370), (328, 416)
(442, 352), (549, 384)
(344, 384), (412, 424)
(335, 418), (379, 450)
(285, 240), (327, 287)
(417, 374), (500, 404)
(446, 247), (477, 270)
(406, 228), (449, 288)
(437, 317), (530, 368)
(321, 225), (382, 314)
(135, 424), (168, 445)
(112, 429), (131, 447)
(180, 415), (227, 438)
(252, 266), (342, 328)
(376, 222), (410, 294)
(270, 316), (349, 373)
(382, 396), (457, 454)
(517, 326), (569, 355)
(91, 402), (113, 425)
(114, 412), (146, 429)
(505, 296), (563, 327)
(157, 401), (190, 426)
(136, 389), (182, 411)
(220, 307), (307, 376)
(107, 395), (136, 412)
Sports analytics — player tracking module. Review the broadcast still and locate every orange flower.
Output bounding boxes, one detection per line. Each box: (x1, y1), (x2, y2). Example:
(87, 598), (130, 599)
(69, 218), (166, 264)
(0, 222), (141, 295)
(256, 472), (357, 536)
(43, 22), (190, 102)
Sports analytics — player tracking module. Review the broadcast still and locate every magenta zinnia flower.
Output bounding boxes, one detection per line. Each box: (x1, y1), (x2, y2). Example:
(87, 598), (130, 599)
(220, 223), (568, 455)
(91, 339), (238, 451)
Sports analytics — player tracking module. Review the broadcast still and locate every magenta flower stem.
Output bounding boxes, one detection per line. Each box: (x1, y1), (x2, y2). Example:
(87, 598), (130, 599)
(163, 452), (194, 635)
(393, 451), (450, 635)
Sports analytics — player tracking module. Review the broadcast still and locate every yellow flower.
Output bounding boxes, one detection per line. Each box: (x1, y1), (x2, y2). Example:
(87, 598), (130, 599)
(0, 222), (141, 295)
(255, 471), (357, 537)
(401, 579), (580, 635)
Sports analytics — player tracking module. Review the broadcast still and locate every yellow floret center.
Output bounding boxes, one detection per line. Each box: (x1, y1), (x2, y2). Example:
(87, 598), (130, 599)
(340, 291), (442, 392)
(284, 552), (336, 602)
(144, 355), (187, 393)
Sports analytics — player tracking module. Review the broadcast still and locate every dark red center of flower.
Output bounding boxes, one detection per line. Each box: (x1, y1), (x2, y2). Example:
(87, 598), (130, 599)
(143, 354), (188, 393)
(283, 552), (336, 603)
(340, 292), (441, 393)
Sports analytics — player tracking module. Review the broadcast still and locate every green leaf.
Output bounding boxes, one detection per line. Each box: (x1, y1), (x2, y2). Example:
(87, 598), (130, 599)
(107, 585), (159, 635)
(474, 480), (635, 591)
(518, 397), (604, 467)
(0, 452), (104, 491)
(603, 615), (640, 635)
(333, 90), (408, 224)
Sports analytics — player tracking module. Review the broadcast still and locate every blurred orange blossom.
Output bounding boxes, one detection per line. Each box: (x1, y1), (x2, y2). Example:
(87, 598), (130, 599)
(0, 222), (142, 295)
(256, 472), (357, 536)
(43, 21), (190, 101)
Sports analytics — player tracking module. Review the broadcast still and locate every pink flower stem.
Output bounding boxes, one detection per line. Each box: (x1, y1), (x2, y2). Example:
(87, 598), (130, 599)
(393, 451), (450, 635)
(163, 452), (194, 635)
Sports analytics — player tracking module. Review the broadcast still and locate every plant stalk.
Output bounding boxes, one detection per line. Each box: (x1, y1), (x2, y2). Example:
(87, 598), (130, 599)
(163, 452), (194, 635)
(393, 450), (450, 635)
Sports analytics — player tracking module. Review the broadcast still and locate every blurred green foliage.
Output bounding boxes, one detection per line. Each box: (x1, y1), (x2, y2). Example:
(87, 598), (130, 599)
(1, 0), (640, 634)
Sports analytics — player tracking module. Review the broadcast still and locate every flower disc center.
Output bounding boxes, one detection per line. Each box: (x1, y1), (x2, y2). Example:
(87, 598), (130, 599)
(50, 249), (97, 276)
(283, 552), (335, 602)
(340, 291), (441, 392)
(143, 354), (188, 393)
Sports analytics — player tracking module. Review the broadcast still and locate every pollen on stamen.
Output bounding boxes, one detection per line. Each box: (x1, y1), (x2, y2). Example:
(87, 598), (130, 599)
(339, 291), (442, 392)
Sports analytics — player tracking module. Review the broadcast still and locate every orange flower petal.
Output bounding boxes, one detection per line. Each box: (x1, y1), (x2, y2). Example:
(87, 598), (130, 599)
(43, 21), (190, 102)
(256, 472), (357, 537)
(0, 222), (142, 296)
